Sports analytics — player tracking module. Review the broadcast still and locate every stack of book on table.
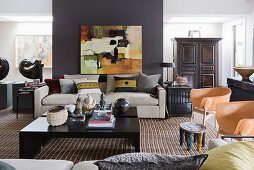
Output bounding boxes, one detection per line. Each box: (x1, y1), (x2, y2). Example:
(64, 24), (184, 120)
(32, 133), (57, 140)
(87, 113), (115, 129)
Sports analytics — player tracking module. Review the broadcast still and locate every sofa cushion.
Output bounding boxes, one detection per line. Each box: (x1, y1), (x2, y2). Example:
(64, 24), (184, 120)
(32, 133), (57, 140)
(0, 159), (73, 170)
(114, 76), (137, 92)
(59, 79), (78, 94)
(42, 93), (101, 105)
(105, 92), (158, 106)
(94, 153), (208, 170)
(73, 161), (98, 170)
(106, 74), (138, 93)
(74, 79), (101, 94)
(137, 73), (161, 94)
(200, 140), (254, 170)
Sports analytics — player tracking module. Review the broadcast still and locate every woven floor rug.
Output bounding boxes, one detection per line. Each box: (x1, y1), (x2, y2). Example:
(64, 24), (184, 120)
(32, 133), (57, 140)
(0, 113), (216, 163)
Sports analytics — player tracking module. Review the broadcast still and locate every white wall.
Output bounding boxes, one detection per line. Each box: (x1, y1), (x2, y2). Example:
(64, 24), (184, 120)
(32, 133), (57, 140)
(164, 0), (250, 15)
(0, 0), (51, 15)
(163, 23), (222, 83)
(0, 22), (52, 82)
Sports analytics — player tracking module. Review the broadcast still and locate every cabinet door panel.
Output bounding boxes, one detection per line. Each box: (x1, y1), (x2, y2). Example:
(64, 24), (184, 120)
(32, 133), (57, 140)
(200, 45), (215, 64)
(201, 74), (215, 87)
(180, 43), (198, 64)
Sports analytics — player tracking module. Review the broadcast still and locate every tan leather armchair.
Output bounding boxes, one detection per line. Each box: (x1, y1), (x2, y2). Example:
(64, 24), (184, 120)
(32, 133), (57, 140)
(190, 87), (231, 126)
(216, 101), (254, 138)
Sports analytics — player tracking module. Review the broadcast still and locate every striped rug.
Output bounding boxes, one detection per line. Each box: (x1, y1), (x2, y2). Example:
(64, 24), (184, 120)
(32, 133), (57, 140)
(0, 112), (216, 163)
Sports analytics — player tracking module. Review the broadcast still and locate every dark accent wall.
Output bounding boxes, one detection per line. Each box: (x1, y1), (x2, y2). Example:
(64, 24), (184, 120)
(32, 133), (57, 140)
(52, 0), (163, 79)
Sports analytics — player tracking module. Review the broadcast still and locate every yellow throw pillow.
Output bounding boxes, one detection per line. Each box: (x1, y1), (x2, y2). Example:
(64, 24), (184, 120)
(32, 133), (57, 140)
(200, 141), (254, 170)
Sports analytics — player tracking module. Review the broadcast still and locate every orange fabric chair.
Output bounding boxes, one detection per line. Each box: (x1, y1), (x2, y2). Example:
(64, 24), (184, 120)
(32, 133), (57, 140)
(190, 87), (231, 126)
(216, 101), (254, 138)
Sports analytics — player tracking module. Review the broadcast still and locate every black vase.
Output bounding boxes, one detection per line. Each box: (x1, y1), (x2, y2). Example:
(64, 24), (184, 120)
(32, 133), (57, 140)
(114, 98), (130, 113)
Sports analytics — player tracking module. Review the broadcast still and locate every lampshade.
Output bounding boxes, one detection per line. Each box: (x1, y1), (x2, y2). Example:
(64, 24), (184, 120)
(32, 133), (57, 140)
(160, 62), (175, 68)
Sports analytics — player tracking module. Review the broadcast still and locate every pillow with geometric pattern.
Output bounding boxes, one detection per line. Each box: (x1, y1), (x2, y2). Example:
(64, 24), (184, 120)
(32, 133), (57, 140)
(74, 79), (101, 94)
(114, 76), (137, 92)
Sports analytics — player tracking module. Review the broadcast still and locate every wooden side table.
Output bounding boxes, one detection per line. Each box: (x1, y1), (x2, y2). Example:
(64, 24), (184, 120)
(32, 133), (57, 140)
(166, 85), (193, 117)
(179, 122), (206, 151)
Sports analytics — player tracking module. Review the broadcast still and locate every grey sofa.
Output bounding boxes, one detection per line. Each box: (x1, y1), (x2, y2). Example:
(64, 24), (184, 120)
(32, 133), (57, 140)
(34, 74), (166, 119)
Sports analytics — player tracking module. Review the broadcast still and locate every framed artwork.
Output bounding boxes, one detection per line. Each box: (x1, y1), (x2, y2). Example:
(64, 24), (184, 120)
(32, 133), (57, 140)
(15, 35), (52, 68)
(80, 26), (142, 74)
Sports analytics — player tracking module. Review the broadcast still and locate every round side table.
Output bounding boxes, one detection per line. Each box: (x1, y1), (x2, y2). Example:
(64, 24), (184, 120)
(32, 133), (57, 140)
(179, 122), (206, 151)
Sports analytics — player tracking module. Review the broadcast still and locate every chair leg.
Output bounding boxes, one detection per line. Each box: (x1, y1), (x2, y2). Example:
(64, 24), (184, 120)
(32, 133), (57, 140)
(214, 117), (217, 129)
(190, 111), (194, 122)
(203, 111), (206, 126)
(216, 127), (221, 138)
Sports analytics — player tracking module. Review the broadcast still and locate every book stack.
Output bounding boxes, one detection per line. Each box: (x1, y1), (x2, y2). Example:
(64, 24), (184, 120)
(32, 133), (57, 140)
(87, 113), (116, 129)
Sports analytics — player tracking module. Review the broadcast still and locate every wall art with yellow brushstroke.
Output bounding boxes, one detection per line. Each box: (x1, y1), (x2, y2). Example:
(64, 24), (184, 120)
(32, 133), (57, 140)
(81, 26), (142, 74)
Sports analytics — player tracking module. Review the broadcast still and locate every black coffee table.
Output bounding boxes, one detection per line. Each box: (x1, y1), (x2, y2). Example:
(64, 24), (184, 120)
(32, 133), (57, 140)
(19, 117), (140, 159)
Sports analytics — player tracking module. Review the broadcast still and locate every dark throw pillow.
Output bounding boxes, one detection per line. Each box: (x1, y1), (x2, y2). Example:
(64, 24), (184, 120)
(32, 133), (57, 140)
(44, 75), (64, 95)
(114, 76), (137, 92)
(94, 153), (208, 170)
(59, 79), (77, 94)
(137, 73), (161, 94)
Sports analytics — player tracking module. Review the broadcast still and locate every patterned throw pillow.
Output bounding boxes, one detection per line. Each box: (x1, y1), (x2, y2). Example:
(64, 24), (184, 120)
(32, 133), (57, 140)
(94, 153), (208, 170)
(137, 73), (161, 94)
(74, 79), (101, 94)
(114, 76), (137, 92)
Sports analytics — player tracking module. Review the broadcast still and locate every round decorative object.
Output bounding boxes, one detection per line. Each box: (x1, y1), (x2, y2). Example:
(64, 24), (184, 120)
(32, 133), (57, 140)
(47, 106), (68, 126)
(0, 57), (9, 81)
(176, 77), (188, 86)
(114, 98), (130, 113)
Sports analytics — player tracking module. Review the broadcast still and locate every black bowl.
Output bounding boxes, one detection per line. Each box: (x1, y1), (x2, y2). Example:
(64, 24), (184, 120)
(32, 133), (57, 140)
(114, 98), (130, 113)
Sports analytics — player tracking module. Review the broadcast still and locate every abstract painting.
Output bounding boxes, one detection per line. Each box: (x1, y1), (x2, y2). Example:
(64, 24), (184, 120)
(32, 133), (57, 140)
(15, 35), (52, 68)
(81, 26), (142, 74)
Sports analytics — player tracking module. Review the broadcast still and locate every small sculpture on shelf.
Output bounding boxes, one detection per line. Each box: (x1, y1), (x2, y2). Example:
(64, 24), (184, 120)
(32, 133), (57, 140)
(100, 93), (106, 110)
(83, 94), (96, 111)
(74, 94), (83, 117)
(0, 57), (9, 81)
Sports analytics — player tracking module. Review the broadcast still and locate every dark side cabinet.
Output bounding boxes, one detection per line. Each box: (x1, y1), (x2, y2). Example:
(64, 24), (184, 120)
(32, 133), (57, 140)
(172, 38), (222, 89)
(166, 85), (192, 117)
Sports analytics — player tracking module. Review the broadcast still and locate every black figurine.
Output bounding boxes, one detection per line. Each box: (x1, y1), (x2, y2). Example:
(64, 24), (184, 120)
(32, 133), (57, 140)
(100, 93), (106, 110)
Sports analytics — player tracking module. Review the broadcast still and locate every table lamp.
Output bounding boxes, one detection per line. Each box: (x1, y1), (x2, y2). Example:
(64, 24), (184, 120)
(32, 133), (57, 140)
(160, 62), (175, 84)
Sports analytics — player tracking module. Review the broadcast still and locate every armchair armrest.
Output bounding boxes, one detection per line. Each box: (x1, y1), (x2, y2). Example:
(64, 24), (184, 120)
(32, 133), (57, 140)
(34, 85), (49, 118)
(233, 119), (254, 136)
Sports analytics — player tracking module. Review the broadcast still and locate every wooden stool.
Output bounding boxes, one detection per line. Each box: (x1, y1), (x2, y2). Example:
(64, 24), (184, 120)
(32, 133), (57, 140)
(179, 122), (206, 151)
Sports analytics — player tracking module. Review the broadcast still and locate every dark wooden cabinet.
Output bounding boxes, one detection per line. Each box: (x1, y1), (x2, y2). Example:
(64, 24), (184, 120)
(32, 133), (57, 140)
(172, 38), (222, 89)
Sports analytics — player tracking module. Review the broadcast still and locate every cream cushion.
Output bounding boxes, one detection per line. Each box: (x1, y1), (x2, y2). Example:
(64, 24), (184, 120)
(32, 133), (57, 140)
(0, 159), (73, 170)
(72, 161), (98, 170)
(42, 93), (101, 105)
(105, 92), (158, 106)
(106, 74), (138, 92)
(64, 74), (99, 80)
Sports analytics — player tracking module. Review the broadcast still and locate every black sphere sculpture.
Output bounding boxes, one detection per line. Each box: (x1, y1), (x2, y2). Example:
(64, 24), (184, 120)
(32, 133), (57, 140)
(0, 57), (9, 81)
(114, 98), (130, 113)
(19, 59), (44, 82)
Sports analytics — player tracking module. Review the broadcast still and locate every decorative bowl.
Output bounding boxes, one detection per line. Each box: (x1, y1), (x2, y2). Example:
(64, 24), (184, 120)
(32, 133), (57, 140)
(114, 98), (130, 113)
(233, 67), (254, 81)
(176, 77), (188, 86)
(47, 106), (68, 126)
